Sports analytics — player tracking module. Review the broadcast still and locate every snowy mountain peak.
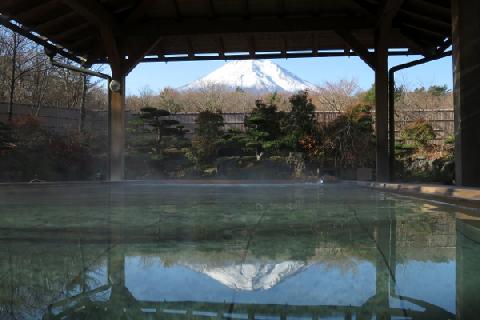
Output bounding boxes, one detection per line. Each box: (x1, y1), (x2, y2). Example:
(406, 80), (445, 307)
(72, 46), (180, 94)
(188, 261), (307, 291)
(182, 60), (317, 93)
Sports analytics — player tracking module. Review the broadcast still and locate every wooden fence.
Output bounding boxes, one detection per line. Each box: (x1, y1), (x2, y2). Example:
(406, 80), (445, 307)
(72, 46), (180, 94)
(0, 103), (454, 142)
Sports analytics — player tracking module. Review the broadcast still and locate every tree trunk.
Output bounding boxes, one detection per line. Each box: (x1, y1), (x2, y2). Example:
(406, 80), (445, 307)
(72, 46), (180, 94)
(79, 74), (88, 132)
(8, 32), (17, 122)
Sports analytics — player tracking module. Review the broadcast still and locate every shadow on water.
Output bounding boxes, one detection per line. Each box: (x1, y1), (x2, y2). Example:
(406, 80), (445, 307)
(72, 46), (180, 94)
(0, 183), (478, 319)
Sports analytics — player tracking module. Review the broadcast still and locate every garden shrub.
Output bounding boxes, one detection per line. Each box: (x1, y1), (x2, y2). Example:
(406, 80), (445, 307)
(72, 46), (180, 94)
(187, 110), (225, 164)
(244, 99), (286, 158)
(399, 119), (436, 148)
(0, 115), (103, 181)
(282, 90), (317, 150)
(318, 104), (375, 168)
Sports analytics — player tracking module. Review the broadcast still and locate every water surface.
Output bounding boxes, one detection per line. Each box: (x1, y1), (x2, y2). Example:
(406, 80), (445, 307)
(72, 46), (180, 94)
(0, 183), (479, 319)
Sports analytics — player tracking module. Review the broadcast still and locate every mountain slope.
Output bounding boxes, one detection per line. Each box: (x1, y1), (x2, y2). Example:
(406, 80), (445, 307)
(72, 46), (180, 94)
(182, 60), (317, 93)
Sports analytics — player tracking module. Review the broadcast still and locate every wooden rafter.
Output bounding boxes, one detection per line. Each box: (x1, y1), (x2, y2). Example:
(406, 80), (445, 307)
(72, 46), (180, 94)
(0, 14), (84, 63)
(277, 0), (285, 18)
(34, 12), (76, 34)
(311, 32), (318, 56)
(123, 37), (163, 74)
(51, 23), (90, 42)
(0, 0), (452, 67)
(248, 34), (256, 56)
(171, 0), (181, 20)
(243, 0), (250, 19)
(13, 0), (58, 22)
(125, 0), (154, 24)
(61, 0), (124, 74)
(61, 0), (116, 29)
(377, 0), (405, 31)
(218, 35), (226, 57)
(207, 0), (216, 19)
(336, 29), (375, 70)
(280, 34), (287, 55)
(123, 16), (376, 37)
(186, 37), (194, 58)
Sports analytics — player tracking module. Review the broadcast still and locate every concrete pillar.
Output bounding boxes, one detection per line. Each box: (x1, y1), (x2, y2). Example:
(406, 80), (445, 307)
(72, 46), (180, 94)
(108, 76), (126, 181)
(375, 42), (390, 182)
(451, 0), (480, 187)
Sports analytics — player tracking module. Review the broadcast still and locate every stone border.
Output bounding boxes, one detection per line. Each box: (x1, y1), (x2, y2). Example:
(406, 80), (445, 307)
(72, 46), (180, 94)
(355, 181), (480, 207)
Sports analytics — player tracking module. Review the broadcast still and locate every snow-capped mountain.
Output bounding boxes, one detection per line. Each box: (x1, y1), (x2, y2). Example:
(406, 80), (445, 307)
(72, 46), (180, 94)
(182, 60), (317, 93)
(188, 261), (308, 291)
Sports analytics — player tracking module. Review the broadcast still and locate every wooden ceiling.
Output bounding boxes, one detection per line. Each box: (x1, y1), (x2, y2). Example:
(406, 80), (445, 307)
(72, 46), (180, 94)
(0, 0), (451, 69)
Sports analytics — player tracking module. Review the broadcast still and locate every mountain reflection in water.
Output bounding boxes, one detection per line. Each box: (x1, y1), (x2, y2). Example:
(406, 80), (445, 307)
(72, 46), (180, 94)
(0, 183), (479, 320)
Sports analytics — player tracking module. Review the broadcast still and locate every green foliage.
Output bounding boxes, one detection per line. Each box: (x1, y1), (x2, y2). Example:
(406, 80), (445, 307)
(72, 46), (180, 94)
(319, 104), (375, 168)
(363, 84), (375, 105)
(244, 99), (286, 155)
(132, 107), (189, 159)
(428, 84), (449, 96)
(414, 84), (450, 96)
(282, 90), (317, 150)
(188, 110), (225, 164)
(363, 83), (405, 105)
(399, 119), (436, 148)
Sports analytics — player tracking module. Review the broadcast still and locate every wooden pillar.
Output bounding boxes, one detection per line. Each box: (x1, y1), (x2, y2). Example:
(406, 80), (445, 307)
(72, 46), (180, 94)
(451, 0), (480, 187)
(108, 73), (126, 181)
(375, 41), (390, 182)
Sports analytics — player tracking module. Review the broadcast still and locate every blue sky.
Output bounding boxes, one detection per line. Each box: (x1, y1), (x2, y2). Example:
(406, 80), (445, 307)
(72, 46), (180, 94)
(125, 55), (452, 95)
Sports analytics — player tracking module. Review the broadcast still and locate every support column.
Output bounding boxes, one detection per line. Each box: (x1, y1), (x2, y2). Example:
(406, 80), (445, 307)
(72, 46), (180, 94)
(108, 75), (126, 181)
(375, 42), (390, 182)
(451, 0), (480, 187)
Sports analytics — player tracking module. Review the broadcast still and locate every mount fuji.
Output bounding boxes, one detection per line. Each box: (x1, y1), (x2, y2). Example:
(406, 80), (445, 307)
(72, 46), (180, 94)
(182, 60), (317, 93)
(187, 261), (309, 291)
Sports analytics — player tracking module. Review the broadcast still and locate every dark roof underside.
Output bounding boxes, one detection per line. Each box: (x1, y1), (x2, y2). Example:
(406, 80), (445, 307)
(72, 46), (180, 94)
(0, 0), (451, 65)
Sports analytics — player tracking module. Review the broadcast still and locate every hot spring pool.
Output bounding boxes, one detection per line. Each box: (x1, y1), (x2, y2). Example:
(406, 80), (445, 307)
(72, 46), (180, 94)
(0, 182), (479, 319)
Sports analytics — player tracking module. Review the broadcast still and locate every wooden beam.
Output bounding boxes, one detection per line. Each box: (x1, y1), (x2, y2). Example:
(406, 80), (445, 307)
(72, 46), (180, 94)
(207, 0), (216, 19)
(0, 14), (84, 64)
(13, 0), (58, 22)
(124, 37), (163, 74)
(125, 0), (154, 24)
(100, 27), (122, 74)
(398, 32), (431, 56)
(397, 9), (451, 33)
(34, 11), (77, 34)
(51, 23), (91, 42)
(243, 0), (250, 19)
(61, 0), (116, 29)
(186, 36), (194, 59)
(377, 0), (405, 37)
(218, 35), (226, 57)
(171, 0), (181, 20)
(280, 34), (287, 54)
(311, 32), (318, 56)
(248, 34), (256, 57)
(66, 35), (95, 50)
(124, 16), (376, 37)
(336, 29), (376, 70)
(93, 49), (421, 64)
(277, 0), (285, 18)
(62, 0), (123, 75)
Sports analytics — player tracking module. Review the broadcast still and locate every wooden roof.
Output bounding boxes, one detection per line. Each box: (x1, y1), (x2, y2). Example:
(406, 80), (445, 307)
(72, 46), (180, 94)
(0, 0), (451, 68)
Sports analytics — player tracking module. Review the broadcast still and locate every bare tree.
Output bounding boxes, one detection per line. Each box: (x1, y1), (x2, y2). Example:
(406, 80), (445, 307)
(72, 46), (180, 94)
(314, 79), (362, 111)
